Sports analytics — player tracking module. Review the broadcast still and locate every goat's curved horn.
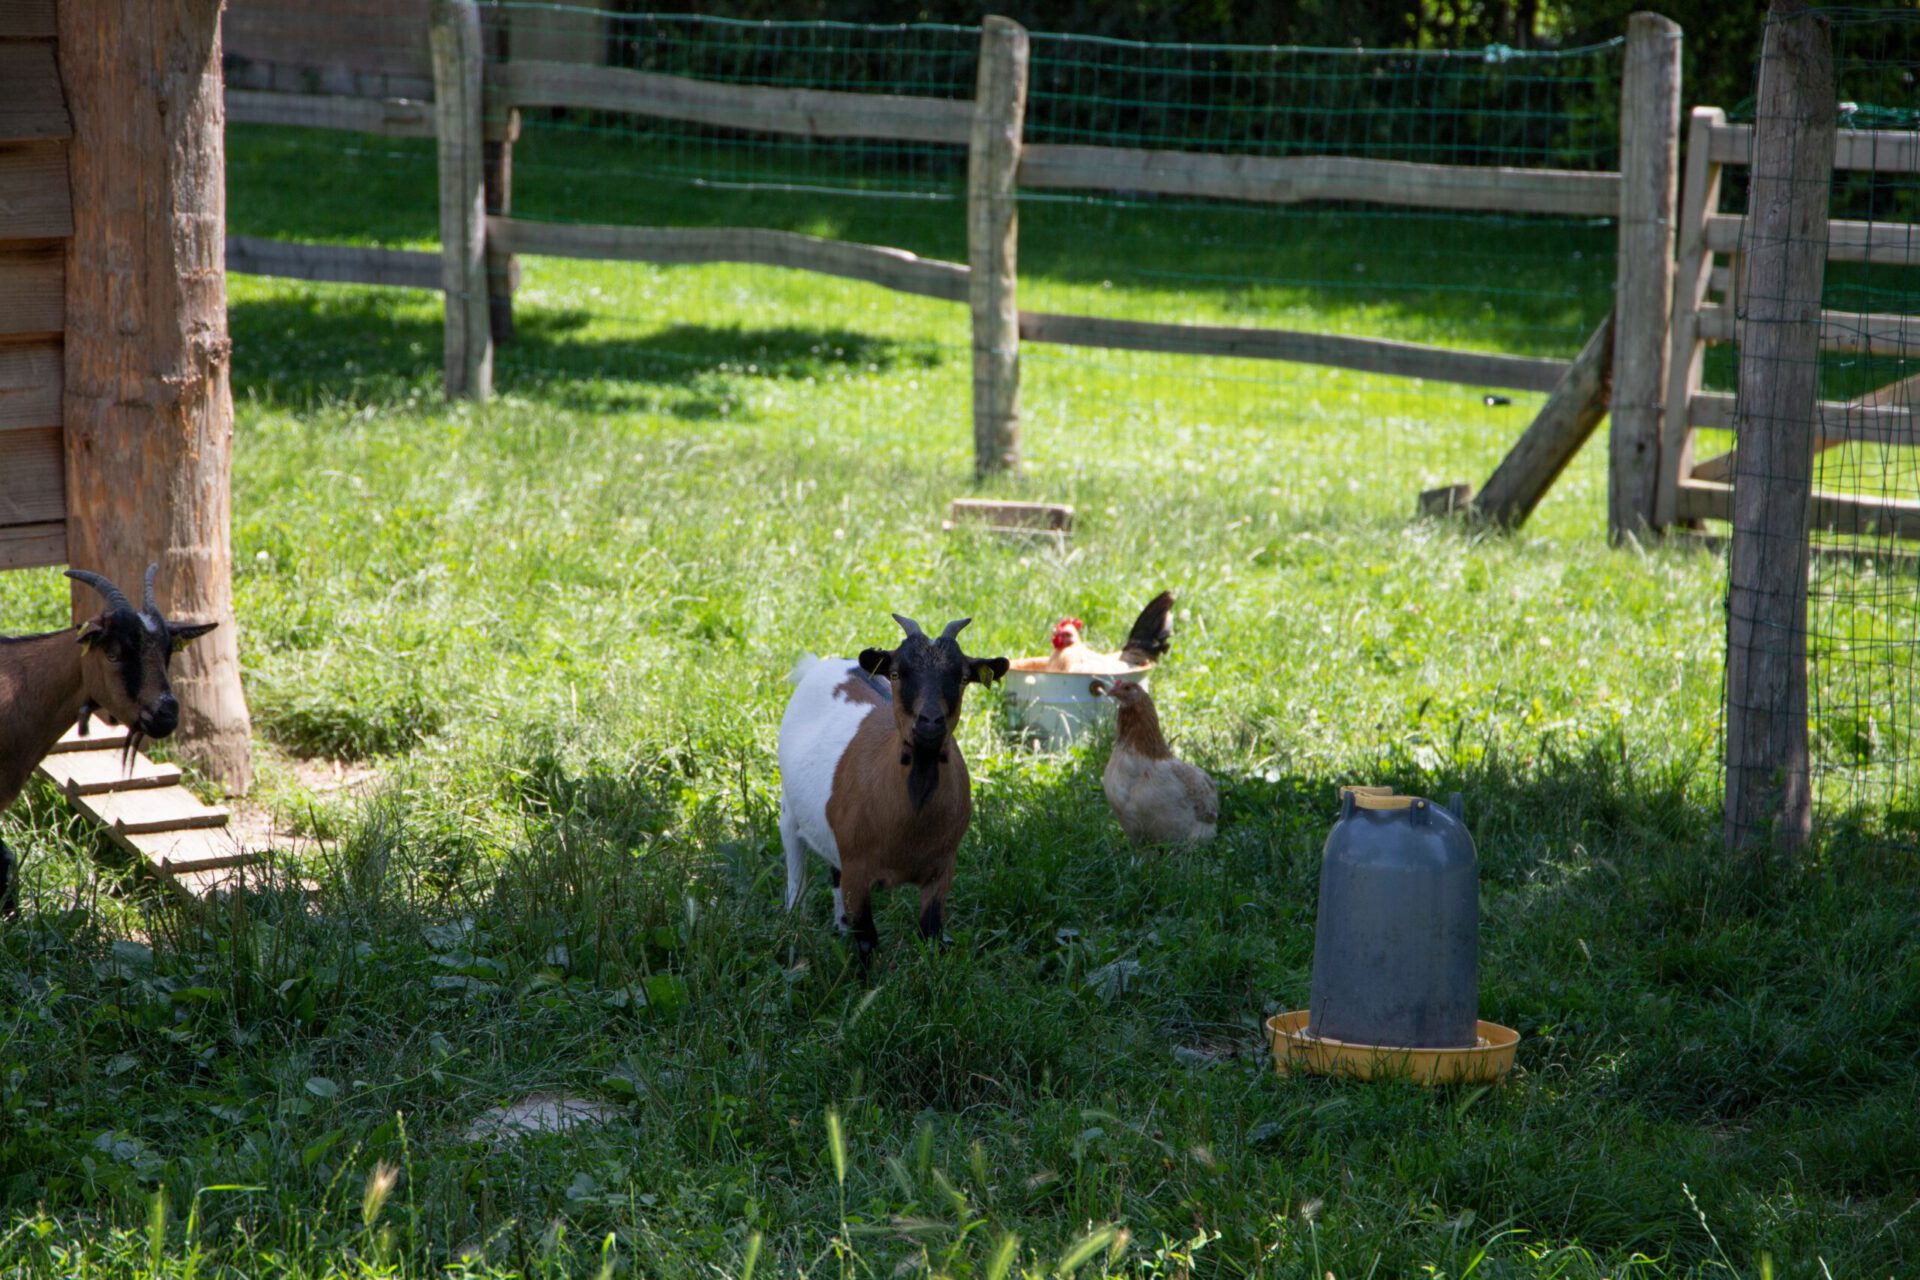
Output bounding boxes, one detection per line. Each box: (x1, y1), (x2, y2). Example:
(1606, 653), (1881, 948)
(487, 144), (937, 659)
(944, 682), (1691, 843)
(65, 569), (132, 614)
(142, 563), (160, 615)
(938, 618), (971, 641)
(891, 613), (927, 639)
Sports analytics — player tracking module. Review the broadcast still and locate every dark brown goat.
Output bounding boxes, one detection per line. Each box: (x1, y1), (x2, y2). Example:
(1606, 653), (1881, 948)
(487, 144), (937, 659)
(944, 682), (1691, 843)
(0, 566), (217, 915)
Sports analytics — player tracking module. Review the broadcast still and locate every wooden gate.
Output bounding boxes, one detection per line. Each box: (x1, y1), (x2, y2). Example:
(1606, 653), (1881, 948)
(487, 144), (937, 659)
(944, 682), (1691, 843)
(1658, 107), (1920, 539)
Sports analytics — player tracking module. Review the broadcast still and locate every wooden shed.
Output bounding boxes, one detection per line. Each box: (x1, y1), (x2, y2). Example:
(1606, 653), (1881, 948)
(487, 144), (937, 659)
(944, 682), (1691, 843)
(0, 4), (68, 571)
(1, 0), (252, 793)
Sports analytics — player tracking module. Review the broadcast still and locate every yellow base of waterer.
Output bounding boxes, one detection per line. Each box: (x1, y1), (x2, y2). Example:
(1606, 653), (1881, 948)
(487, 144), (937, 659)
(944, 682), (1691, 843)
(1267, 1011), (1520, 1086)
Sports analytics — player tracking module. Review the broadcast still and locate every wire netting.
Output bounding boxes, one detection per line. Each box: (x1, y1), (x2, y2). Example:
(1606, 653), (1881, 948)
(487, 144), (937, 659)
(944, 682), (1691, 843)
(1721, 6), (1920, 844)
(219, 3), (1630, 519)
(223, 3), (441, 249)
(457, 8), (1626, 524)
(1012, 32), (1622, 517)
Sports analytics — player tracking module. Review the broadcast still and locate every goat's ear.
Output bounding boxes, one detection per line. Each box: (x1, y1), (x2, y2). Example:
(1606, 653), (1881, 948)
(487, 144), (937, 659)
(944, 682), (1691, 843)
(858, 648), (895, 677)
(76, 617), (104, 650)
(169, 620), (219, 649)
(967, 656), (1010, 687)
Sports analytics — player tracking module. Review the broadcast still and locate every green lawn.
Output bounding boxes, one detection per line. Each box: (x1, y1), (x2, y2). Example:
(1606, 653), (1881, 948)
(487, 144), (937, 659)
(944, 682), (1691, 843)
(0, 122), (1915, 1279)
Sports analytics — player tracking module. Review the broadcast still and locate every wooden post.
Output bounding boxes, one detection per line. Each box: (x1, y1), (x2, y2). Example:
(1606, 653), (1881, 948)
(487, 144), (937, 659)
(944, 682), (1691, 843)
(483, 10), (517, 346)
(1655, 106), (1729, 522)
(1473, 311), (1615, 528)
(58, 0), (254, 793)
(967, 16), (1027, 477)
(1724, 0), (1834, 855)
(431, 0), (491, 400)
(1609, 12), (1682, 543)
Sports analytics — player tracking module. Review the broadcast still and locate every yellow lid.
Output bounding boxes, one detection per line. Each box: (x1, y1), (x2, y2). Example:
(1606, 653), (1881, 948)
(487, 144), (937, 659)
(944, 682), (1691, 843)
(1339, 785), (1396, 799)
(1351, 792), (1421, 811)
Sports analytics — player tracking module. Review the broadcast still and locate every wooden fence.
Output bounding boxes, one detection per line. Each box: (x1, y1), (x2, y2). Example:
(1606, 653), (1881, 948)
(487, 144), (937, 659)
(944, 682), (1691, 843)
(223, 3), (1688, 530)
(1658, 107), (1920, 542)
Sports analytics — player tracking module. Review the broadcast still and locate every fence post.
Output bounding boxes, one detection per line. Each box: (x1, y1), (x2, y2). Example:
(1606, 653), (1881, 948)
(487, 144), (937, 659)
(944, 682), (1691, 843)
(1724, 0), (1833, 855)
(483, 7), (517, 345)
(1608, 12), (1682, 543)
(968, 16), (1028, 477)
(430, 0), (492, 400)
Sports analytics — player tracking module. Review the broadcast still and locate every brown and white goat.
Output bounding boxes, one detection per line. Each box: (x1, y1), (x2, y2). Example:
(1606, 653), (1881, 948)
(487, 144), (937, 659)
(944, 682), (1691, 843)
(778, 614), (1008, 961)
(0, 566), (218, 915)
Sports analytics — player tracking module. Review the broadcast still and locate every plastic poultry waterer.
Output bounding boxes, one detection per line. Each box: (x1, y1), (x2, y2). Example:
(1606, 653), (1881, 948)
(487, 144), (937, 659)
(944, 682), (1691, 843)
(1268, 786), (1519, 1085)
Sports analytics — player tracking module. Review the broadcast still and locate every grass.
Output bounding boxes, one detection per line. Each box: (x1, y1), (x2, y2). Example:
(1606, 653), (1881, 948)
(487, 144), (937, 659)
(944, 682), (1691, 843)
(0, 121), (1916, 1278)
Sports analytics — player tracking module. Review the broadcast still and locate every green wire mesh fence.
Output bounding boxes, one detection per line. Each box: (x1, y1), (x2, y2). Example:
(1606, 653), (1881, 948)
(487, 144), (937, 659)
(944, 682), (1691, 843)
(1012, 32), (1622, 519)
(1805, 8), (1920, 840)
(459, 7), (1627, 522)
(1722, 6), (1920, 846)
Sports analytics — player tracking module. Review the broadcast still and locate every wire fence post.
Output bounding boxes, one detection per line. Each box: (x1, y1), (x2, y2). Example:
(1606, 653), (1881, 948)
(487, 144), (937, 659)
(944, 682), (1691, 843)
(968, 16), (1028, 478)
(1724, 0), (1834, 855)
(431, 0), (492, 400)
(1609, 11), (1682, 544)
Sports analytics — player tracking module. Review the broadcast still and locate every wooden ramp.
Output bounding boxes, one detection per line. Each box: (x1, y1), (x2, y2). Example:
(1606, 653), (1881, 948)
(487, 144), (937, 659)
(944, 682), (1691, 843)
(35, 724), (265, 895)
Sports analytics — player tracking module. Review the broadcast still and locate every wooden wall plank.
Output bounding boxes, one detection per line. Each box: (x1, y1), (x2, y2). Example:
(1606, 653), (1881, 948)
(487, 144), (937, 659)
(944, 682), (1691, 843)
(0, 520), (64, 569)
(0, 425), (64, 523)
(0, 0), (56, 39)
(0, 142), (72, 238)
(0, 341), (60, 429)
(0, 42), (71, 142)
(488, 61), (974, 146)
(0, 241), (62, 338)
(1018, 144), (1622, 217)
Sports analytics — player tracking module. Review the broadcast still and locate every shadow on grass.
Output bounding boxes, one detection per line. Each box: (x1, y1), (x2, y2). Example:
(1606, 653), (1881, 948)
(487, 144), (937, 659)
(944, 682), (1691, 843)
(229, 291), (948, 415)
(4, 727), (1918, 1275)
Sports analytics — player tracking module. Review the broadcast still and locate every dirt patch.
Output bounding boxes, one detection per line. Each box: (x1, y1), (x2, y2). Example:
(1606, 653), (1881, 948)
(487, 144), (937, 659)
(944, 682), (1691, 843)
(224, 753), (382, 858)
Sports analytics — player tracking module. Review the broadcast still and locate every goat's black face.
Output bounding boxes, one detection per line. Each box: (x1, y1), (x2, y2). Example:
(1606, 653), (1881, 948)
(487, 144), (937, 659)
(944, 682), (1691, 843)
(69, 566), (218, 747)
(859, 615), (1009, 811)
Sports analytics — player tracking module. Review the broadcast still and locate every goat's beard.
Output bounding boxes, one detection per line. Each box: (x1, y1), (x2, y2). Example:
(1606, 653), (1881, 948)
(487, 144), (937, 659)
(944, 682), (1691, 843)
(905, 738), (945, 813)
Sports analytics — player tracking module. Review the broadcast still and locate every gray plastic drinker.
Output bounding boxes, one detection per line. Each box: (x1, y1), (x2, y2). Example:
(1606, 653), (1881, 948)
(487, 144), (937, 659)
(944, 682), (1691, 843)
(1307, 787), (1479, 1049)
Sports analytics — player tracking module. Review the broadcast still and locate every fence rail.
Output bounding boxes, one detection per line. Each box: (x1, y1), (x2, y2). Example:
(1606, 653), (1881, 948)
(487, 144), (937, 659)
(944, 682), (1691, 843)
(224, 235), (441, 289)
(1016, 145), (1622, 216)
(486, 218), (972, 302)
(486, 61), (975, 144)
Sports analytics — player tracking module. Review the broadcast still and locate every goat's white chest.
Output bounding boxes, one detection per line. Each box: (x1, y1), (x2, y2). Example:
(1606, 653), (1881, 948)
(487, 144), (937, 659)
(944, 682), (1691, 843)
(777, 658), (883, 868)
